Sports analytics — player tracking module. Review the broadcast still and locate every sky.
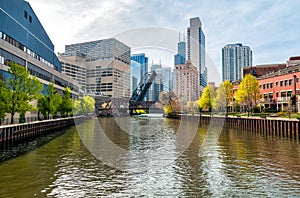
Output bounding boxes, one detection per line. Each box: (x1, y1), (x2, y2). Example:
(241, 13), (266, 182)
(27, 0), (300, 83)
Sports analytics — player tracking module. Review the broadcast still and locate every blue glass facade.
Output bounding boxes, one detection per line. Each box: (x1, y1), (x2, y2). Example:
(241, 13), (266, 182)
(174, 41), (186, 65)
(131, 53), (149, 100)
(0, 0), (62, 71)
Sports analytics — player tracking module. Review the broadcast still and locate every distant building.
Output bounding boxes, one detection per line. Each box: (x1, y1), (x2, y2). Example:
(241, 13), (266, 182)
(59, 38), (131, 98)
(174, 41), (186, 65)
(0, 0), (79, 97)
(187, 17), (206, 92)
(175, 61), (199, 102)
(131, 53), (149, 100)
(150, 63), (174, 101)
(222, 43), (252, 82)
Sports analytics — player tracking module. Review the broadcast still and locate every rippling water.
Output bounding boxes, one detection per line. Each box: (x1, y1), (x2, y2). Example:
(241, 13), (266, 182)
(0, 117), (300, 197)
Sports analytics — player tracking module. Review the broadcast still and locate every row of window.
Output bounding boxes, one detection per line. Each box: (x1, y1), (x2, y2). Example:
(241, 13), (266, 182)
(262, 91), (293, 99)
(0, 31), (57, 70)
(260, 78), (299, 89)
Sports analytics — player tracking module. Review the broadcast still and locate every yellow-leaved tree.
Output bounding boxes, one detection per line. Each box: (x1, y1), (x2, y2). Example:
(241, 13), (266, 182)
(235, 74), (260, 116)
(198, 85), (216, 112)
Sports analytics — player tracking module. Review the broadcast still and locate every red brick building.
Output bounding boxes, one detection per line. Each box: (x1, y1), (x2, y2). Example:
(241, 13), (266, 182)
(258, 65), (300, 111)
(243, 63), (286, 78)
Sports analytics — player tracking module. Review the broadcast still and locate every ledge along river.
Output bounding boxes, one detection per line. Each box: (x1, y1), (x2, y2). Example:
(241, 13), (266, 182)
(0, 116), (300, 197)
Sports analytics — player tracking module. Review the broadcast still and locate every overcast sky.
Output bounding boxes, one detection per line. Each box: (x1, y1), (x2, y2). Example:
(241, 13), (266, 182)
(27, 0), (300, 82)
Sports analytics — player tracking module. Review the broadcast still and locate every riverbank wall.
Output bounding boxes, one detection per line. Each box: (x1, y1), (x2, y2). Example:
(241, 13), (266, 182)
(180, 114), (300, 140)
(0, 116), (84, 149)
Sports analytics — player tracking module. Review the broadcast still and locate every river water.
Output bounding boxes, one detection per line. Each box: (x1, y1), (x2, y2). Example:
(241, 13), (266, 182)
(0, 117), (300, 197)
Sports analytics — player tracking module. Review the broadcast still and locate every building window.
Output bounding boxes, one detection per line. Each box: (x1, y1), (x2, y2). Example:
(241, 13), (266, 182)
(29, 15), (32, 23)
(289, 79), (293, 86)
(276, 92), (278, 97)
(24, 11), (28, 19)
(285, 80), (288, 86)
(280, 81), (283, 87)
(266, 83), (269, 89)
(276, 81), (278, 86)
(263, 84), (266, 89)
(270, 83), (273, 88)
(281, 92), (286, 97)
(297, 78), (299, 83)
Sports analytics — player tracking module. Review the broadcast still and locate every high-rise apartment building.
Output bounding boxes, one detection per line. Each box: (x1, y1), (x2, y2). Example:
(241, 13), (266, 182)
(0, 0), (79, 98)
(59, 38), (131, 98)
(187, 17), (206, 93)
(175, 61), (199, 102)
(222, 43), (252, 82)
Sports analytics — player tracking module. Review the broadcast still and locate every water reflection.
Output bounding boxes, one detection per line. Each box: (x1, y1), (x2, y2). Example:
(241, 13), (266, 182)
(0, 118), (300, 197)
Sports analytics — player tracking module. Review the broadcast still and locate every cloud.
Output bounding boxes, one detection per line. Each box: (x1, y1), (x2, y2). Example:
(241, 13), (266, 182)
(27, 0), (300, 81)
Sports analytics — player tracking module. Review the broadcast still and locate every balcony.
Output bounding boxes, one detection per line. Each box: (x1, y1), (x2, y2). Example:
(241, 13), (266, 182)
(260, 98), (275, 103)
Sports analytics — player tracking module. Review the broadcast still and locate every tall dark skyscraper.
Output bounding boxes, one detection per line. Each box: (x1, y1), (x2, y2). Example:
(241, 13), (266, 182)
(187, 17), (206, 94)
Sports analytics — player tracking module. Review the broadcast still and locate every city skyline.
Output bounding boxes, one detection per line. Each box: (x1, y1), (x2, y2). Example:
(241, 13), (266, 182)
(27, 0), (300, 73)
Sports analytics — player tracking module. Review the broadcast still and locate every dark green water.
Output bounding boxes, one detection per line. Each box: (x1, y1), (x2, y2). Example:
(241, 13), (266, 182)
(1, 117), (300, 197)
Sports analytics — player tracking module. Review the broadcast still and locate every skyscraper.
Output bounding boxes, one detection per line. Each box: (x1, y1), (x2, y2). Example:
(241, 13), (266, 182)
(187, 17), (206, 94)
(174, 41), (186, 65)
(175, 61), (199, 102)
(222, 43), (252, 82)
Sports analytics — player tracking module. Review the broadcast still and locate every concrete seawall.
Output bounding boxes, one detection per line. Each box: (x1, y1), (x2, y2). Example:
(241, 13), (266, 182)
(180, 114), (300, 140)
(0, 116), (84, 149)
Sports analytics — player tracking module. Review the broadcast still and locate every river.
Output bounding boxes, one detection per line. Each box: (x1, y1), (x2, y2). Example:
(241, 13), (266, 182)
(0, 117), (300, 197)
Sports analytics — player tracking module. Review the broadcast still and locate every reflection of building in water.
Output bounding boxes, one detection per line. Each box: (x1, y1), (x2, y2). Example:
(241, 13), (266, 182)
(59, 38), (131, 98)
(149, 63), (174, 101)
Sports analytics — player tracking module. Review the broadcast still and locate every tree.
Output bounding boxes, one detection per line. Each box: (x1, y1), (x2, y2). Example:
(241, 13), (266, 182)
(198, 85), (216, 112)
(47, 84), (62, 118)
(235, 74), (260, 116)
(214, 83), (227, 112)
(81, 95), (95, 114)
(6, 62), (43, 124)
(214, 80), (234, 112)
(0, 80), (10, 124)
(73, 99), (82, 115)
(223, 80), (234, 111)
(37, 83), (62, 119)
(60, 87), (73, 117)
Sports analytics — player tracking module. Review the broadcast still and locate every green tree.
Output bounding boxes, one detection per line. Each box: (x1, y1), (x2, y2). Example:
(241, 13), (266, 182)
(235, 74), (260, 116)
(198, 85), (216, 112)
(6, 62), (43, 124)
(60, 87), (73, 117)
(0, 80), (10, 124)
(37, 96), (49, 119)
(47, 84), (62, 118)
(81, 95), (95, 114)
(73, 99), (82, 115)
